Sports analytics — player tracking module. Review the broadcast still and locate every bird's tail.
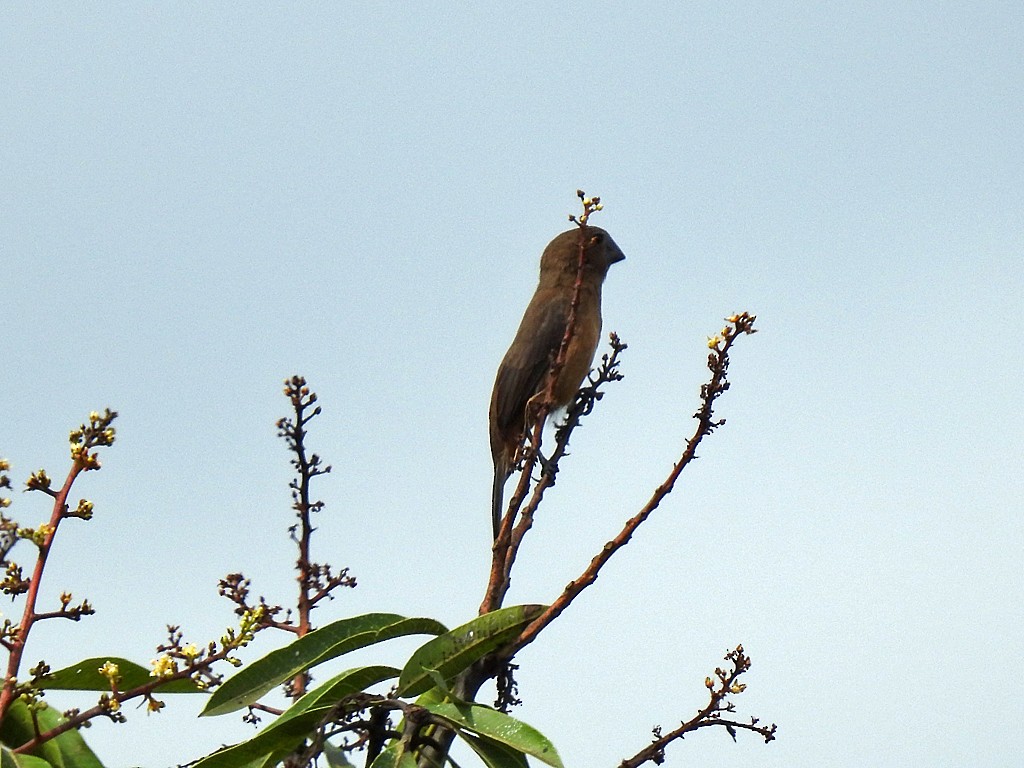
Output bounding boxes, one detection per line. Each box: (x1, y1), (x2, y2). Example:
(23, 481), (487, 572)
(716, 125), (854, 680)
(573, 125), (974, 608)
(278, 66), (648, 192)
(491, 464), (506, 540)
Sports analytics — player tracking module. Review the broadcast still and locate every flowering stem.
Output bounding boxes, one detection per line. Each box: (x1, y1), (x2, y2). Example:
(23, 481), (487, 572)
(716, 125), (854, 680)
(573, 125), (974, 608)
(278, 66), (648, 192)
(0, 459), (85, 724)
(9, 643), (236, 754)
(510, 314), (755, 652)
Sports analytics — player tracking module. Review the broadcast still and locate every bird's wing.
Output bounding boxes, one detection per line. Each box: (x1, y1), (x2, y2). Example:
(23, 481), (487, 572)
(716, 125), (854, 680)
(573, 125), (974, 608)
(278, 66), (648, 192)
(492, 292), (570, 433)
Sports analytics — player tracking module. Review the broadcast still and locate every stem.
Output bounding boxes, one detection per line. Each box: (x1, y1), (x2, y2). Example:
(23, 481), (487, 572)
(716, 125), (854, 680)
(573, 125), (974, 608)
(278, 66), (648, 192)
(291, 398), (316, 697)
(511, 325), (745, 653)
(11, 642), (240, 754)
(484, 224), (591, 610)
(0, 460), (84, 722)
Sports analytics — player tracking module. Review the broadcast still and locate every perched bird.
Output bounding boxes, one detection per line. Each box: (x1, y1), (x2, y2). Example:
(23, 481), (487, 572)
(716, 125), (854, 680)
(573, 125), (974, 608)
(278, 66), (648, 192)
(489, 226), (625, 538)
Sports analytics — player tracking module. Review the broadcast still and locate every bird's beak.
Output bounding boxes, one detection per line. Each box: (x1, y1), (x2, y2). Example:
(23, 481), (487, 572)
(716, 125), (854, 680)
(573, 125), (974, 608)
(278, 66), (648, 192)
(609, 246), (625, 265)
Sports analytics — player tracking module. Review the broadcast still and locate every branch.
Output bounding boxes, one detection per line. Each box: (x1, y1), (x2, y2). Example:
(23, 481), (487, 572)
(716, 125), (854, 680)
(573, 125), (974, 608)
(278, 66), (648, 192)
(485, 192), (607, 610)
(510, 313), (757, 653)
(12, 613), (263, 754)
(274, 376), (356, 700)
(0, 410), (117, 724)
(481, 335), (626, 614)
(619, 645), (776, 768)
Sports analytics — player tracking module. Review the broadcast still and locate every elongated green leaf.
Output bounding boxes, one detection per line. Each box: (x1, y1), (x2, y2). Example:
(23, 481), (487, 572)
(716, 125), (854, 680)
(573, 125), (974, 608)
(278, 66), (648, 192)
(39, 657), (204, 693)
(0, 700), (104, 768)
(202, 614), (445, 717)
(289, 665), (398, 713)
(460, 732), (530, 768)
(426, 702), (562, 768)
(191, 666), (398, 768)
(397, 605), (544, 697)
(0, 746), (53, 768)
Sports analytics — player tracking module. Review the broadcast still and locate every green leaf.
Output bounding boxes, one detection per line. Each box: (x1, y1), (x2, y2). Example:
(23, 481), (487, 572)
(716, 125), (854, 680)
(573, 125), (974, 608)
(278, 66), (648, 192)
(190, 666), (398, 768)
(289, 666), (398, 713)
(426, 702), (562, 768)
(0, 746), (53, 768)
(202, 614), (445, 717)
(460, 732), (531, 768)
(0, 699), (105, 768)
(38, 657), (204, 693)
(396, 605), (544, 698)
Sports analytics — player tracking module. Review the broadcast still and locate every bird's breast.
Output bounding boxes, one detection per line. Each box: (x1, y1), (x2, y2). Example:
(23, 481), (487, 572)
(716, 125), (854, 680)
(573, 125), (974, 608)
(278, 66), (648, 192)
(551, 298), (602, 406)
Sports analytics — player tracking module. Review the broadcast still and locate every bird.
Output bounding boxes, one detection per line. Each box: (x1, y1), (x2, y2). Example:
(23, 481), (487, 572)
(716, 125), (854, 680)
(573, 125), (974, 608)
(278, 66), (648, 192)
(489, 225), (625, 539)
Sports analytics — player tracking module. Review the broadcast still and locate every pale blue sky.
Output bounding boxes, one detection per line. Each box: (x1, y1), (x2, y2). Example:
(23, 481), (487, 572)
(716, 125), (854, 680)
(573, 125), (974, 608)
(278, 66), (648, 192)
(3, 3), (1022, 767)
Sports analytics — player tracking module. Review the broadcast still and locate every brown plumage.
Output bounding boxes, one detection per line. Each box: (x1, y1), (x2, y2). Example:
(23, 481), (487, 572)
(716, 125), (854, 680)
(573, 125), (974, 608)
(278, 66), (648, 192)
(489, 226), (625, 538)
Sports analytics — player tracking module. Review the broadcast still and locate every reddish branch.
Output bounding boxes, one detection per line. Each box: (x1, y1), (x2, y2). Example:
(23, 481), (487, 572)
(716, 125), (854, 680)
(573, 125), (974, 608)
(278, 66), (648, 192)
(509, 314), (756, 651)
(11, 636), (238, 754)
(0, 410), (117, 725)
(0, 462), (83, 721)
(481, 337), (625, 615)
(485, 196), (601, 612)
(443, 313), (761, 768)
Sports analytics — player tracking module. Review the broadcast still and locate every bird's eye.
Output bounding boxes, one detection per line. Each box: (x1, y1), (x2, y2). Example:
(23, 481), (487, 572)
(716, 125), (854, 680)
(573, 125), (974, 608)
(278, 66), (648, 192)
(588, 232), (605, 247)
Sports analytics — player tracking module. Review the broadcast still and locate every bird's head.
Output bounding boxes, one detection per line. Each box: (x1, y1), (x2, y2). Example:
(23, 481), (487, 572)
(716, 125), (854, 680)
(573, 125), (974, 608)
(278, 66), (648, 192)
(540, 226), (625, 280)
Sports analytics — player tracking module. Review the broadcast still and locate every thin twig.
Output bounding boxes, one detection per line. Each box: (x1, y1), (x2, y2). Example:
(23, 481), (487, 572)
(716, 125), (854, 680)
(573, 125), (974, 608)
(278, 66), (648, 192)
(509, 314), (756, 653)
(619, 645), (776, 768)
